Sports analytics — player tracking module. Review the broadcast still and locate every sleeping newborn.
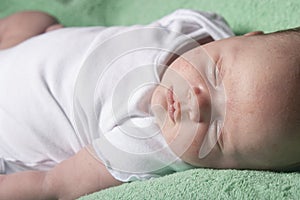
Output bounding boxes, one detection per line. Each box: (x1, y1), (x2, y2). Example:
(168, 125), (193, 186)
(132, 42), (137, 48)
(151, 28), (300, 171)
(0, 9), (299, 200)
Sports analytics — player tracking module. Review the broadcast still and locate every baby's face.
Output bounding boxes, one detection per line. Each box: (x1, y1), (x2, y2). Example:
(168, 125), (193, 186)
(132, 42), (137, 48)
(151, 32), (300, 170)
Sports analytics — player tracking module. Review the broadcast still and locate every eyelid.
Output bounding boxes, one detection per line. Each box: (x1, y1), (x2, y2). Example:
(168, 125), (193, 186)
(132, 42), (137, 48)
(208, 56), (223, 87)
(214, 57), (224, 87)
(216, 120), (224, 151)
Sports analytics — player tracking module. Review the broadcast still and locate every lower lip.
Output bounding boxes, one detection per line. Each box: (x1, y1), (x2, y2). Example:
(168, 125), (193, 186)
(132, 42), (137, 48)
(168, 103), (175, 123)
(167, 87), (176, 123)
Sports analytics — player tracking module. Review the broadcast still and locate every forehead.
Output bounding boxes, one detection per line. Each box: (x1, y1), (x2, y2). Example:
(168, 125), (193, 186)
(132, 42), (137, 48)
(208, 35), (300, 152)
(210, 35), (299, 104)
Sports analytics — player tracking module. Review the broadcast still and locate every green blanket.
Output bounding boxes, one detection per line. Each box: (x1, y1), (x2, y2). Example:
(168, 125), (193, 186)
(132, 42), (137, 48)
(1, 0), (299, 199)
(80, 169), (300, 200)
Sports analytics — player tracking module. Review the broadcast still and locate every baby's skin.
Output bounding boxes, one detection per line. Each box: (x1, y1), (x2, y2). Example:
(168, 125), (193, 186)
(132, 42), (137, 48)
(151, 29), (300, 170)
(0, 11), (62, 49)
(0, 11), (299, 200)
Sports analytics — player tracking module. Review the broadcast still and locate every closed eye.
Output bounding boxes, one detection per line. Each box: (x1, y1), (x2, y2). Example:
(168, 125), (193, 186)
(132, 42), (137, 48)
(216, 122), (225, 153)
(214, 57), (224, 87)
(207, 56), (223, 87)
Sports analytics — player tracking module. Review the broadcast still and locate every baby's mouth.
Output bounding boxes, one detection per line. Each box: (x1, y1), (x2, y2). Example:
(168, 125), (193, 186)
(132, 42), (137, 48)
(167, 87), (175, 123)
(167, 87), (180, 123)
(168, 87), (202, 124)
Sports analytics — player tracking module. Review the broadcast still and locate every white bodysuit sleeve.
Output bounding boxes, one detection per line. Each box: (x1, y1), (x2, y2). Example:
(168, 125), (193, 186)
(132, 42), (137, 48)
(153, 9), (234, 40)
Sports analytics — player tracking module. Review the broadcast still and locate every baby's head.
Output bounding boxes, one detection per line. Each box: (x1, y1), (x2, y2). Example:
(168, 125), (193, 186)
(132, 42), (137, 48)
(151, 27), (300, 171)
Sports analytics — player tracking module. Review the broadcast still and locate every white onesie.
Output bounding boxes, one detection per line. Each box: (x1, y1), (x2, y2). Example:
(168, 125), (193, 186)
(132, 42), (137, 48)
(0, 9), (233, 181)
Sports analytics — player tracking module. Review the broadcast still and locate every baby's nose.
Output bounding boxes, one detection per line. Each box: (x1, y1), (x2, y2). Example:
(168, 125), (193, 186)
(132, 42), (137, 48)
(187, 86), (211, 122)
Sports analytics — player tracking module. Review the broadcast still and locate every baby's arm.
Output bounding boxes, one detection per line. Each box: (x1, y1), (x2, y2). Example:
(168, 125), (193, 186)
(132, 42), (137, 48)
(0, 11), (62, 49)
(0, 147), (122, 200)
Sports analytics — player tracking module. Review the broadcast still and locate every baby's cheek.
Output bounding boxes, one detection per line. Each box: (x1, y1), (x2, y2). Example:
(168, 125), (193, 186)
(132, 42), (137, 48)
(166, 122), (207, 159)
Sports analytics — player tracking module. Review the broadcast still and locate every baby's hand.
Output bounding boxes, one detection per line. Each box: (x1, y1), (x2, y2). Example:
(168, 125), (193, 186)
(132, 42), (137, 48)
(0, 11), (62, 49)
(0, 147), (121, 200)
(0, 171), (50, 199)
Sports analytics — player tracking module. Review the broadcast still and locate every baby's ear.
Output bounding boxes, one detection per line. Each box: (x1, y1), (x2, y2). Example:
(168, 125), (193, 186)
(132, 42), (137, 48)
(243, 31), (264, 36)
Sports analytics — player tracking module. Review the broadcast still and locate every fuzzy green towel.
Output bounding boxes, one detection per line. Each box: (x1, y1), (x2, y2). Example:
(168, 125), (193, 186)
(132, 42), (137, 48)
(0, 0), (299, 33)
(0, 0), (299, 199)
(79, 169), (300, 200)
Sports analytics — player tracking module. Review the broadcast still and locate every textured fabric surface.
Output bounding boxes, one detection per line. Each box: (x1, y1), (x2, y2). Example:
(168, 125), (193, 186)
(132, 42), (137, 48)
(79, 168), (300, 200)
(0, 0), (299, 199)
(0, 0), (299, 34)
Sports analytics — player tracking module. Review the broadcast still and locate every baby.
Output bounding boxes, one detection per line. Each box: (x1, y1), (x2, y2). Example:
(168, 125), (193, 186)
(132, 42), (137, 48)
(0, 9), (299, 200)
